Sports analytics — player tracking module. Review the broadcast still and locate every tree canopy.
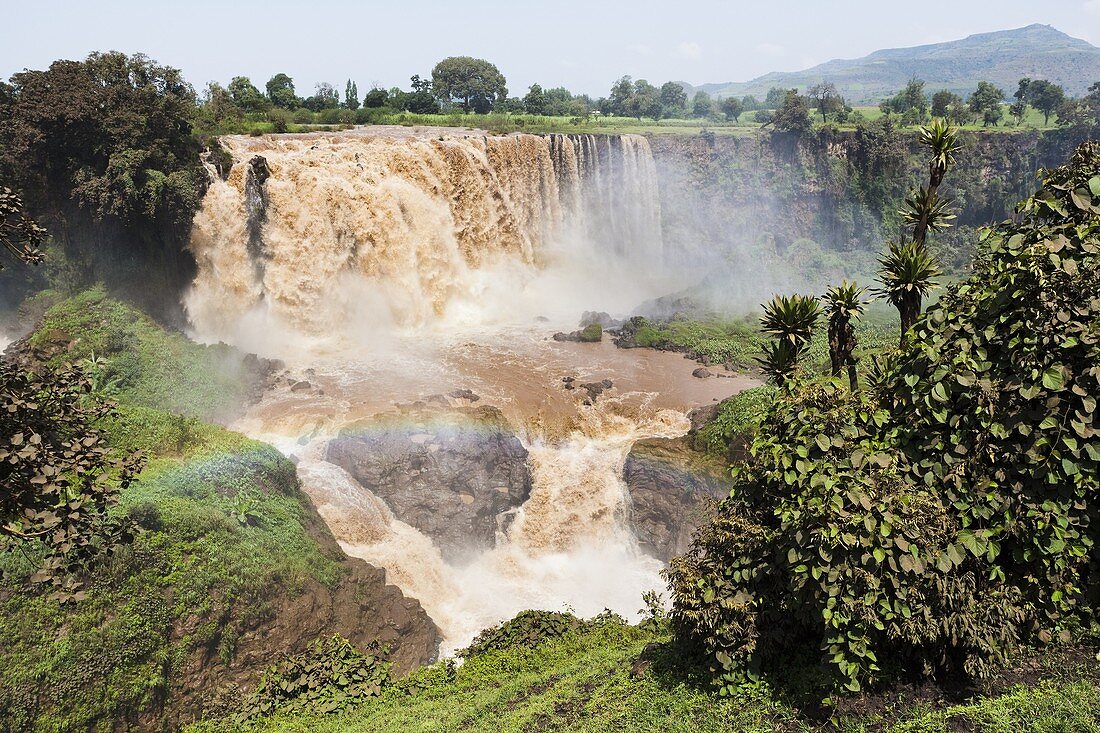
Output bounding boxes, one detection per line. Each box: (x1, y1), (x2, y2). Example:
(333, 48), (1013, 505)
(431, 56), (507, 113)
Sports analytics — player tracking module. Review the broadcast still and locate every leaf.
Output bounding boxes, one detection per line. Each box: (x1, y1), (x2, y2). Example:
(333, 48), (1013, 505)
(1042, 366), (1065, 391)
(1090, 176), (1100, 197)
(815, 434), (832, 452)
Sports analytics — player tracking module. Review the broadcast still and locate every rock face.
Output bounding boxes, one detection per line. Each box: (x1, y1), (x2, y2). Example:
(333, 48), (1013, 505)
(623, 436), (731, 563)
(325, 406), (533, 561)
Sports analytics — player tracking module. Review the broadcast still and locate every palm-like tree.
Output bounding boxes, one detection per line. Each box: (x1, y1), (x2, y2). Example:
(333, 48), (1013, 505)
(755, 339), (805, 388)
(911, 118), (961, 247)
(758, 294), (820, 387)
(900, 186), (956, 238)
(875, 241), (941, 346)
(760, 294), (821, 348)
(823, 281), (867, 390)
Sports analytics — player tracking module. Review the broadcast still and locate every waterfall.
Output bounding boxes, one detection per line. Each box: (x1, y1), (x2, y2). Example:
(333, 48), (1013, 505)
(185, 129), (664, 345)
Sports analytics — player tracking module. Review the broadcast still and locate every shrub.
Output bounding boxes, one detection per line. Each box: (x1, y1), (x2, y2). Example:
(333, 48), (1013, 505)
(239, 636), (391, 720)
(460, 610), (581, 657)
(694, 386), (777, 456)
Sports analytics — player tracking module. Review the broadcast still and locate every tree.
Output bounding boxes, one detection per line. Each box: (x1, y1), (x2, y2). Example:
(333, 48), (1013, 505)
(968, 81), (1005, 126)
(741, 95), (759, 111)
(0, 52), (204, 235)
(764, 87), (788, 109)
(823, 281), (866, 390)
(630, 80), (662, 120)
(931, 90), (961, 118)
(362, 87), (388, 108)
(402, 75), (440, 113)
(691, 90), (713, 118)
(720, 96), (744, 122)
(228, 76), (269, 113)
(808, 82), (843, 122)
(0, 186), (45, 270)
(659, 81), (688, 116)
(266, 73), (298, 109)
(200, 82), (243, 126)
(523, 84), (546, 114)
(302, 82), (339, 112)
(756, 294), (821, 388)
(769, 90), (813, 136)
(881, 79), (928, 121)
(1027, 79), (1065, 125)
(344, 80), (360, 110)
(876, 241), (941, 343)
(609, 76), (635, 116)
(431, 56), (507, 113)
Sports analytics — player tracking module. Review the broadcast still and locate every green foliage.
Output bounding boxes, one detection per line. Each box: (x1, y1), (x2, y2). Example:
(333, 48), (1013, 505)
(28, 287), (258, 420)
(0, 186), (45, 269)
(240, 636), (391, 720)
(460, 610), (582, 657)
(694, 386), (777, 456)
(670, 142), (1100, 694)
(759, 294), (821, 349)
(0, 291), (342, 731)
(579, 323), (603, 342)
(188, 616), (1100, 733)
(0, 361), (143, 600)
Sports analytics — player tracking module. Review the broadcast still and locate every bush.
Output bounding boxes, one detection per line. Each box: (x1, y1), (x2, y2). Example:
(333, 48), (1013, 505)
(694, 386), (777, 456)
(239, 636), (390, 720)
(669, 142), (1100, 694)
(460, 610), (581, 657)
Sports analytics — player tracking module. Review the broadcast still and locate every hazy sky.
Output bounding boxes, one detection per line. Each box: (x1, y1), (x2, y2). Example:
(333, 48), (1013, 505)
(3, 0), (1100, 97)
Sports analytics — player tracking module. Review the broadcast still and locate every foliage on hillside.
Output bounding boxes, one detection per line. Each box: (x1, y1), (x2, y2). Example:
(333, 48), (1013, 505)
(668, 143), (1100, 693)
(26, 286), (263, 421)
(0, 293), (350, 731)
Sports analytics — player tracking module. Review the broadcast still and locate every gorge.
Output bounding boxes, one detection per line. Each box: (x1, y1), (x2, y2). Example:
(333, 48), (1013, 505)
(184, 127), (747, 654)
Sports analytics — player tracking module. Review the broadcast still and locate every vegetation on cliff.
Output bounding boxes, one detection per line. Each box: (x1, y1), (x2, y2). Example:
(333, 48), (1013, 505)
(667, 143), (1100, 694)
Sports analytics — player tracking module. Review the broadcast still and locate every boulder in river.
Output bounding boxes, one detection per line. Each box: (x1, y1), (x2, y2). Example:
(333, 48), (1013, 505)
(324, 405), (532, 561)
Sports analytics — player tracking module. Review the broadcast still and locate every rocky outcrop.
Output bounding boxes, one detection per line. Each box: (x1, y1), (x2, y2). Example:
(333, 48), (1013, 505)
(623, 436), (731, 563)
(324, 405), (532, 561)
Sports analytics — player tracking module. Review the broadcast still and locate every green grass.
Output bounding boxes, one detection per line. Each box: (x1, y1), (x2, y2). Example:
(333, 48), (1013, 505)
(28, 286), (256, 421)
(188, 619), (1100, 733)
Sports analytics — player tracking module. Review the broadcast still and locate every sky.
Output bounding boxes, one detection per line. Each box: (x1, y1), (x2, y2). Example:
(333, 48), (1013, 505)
(3, 0), (1100, 98)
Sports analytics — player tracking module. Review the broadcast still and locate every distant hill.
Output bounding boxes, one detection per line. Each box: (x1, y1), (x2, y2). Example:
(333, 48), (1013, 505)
(684, 24), (1100, 104)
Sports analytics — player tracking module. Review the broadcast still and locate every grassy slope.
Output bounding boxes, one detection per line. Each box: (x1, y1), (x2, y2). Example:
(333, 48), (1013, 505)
(0, 291), (345, 730)
(191, 621), (1100, 733)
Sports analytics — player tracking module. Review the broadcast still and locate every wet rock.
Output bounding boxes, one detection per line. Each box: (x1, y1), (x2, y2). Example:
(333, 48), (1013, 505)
(325, 406), (532, 561)
(611, 316), (652, 349)
(623, 436), (731, 562)
(553, 323), (603, 343)
(692, 367), (713, 379)
(290, 380), (312, 393)
(579, 311), (621, 329)
(579, 379), (613, 402)
(449, 388), (481, 402)
(687, 404), (720, 433)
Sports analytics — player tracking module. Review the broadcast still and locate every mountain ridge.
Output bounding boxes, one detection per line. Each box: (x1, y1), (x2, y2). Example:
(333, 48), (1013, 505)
(683, 24), (1100, 104)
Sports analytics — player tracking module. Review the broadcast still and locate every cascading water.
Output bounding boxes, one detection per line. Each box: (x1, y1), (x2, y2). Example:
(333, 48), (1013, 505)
(186, 128), (664, 350)
(184, 126), (743, 654)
